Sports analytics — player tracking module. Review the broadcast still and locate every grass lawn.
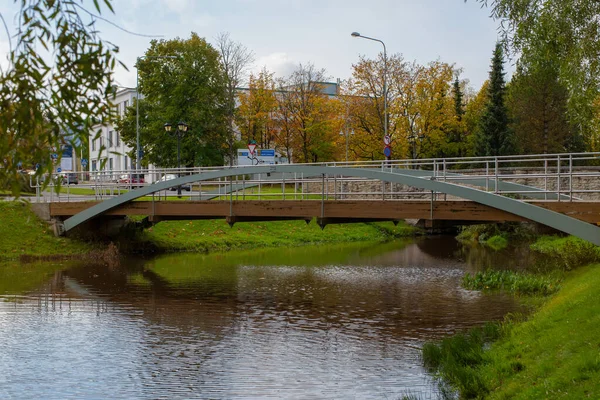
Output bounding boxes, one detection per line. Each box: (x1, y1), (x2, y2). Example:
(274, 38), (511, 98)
(423, 234), (600, 399)
(0, 202), (95, 258)
(133, 218), (416, 253)
(479, 263), (600, 399)
(54, 186), (128, 196)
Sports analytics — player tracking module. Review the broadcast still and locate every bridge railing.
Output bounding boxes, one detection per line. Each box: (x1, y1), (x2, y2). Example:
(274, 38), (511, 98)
(33, 152), (600, 203)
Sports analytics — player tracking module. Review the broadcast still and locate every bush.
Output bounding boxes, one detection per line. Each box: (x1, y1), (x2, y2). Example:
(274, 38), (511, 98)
(456, 223), (536, 246)
(531, 236), (600, 271)
(485, 235), (508, 251)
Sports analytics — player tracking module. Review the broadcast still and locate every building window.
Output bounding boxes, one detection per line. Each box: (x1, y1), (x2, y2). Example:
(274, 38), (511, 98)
(108, 131), (113, 148)
(99, 136), (104, 149)
(124, 156), (128, 170)
(115, 103), (120, 115)
(92, 138), (96, 151)
(115, 131), (120, 146)
(91, 160), (97, 171)
(123, 100), (128, 114)
(109, 158), (113, 170)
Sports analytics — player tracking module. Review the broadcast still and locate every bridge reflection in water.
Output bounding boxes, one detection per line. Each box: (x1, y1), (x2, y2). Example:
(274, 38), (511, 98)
(0, 238), (528, 399)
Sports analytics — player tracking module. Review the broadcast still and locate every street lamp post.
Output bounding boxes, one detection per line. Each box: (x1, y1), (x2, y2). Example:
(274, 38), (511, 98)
(351, 31), (388, 160)
(135, 55), (177, 171)
(408, 133), (424, 167)
(339, 128), (354, 162)
(164, 121), (189, 196)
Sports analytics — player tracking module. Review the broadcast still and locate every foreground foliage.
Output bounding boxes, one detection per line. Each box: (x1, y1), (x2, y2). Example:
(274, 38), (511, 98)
(473, 0), (600, 150)
(0, 0), (118, 194)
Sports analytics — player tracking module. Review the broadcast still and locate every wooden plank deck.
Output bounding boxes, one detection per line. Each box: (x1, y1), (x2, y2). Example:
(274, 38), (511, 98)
(49, 200), (600, 224)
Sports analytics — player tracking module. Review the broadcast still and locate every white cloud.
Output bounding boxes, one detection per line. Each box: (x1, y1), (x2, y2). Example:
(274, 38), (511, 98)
(161, 0), (191, 13)
(254, 52), (297, 79)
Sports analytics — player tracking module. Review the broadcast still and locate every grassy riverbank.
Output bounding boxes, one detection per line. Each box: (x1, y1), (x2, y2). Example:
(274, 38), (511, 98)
(478, 263), (600, 399)
(126, 218), (416, 253)
(0, 202), (95, 259)
(0, 201), (417, 258)
(423, 235), (600, 399)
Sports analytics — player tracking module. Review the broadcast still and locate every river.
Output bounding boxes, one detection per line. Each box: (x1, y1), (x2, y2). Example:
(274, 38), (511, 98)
(0, 237), (527, 399)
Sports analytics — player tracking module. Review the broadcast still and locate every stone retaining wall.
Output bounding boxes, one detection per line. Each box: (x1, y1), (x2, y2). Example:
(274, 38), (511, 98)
(303, 168), (600, 201)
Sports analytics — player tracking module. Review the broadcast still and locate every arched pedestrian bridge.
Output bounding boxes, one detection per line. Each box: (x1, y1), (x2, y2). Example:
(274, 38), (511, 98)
(39, 153), (600, 246)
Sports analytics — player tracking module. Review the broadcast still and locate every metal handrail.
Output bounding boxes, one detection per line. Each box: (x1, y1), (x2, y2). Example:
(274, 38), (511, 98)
(34, 152), (600, 203)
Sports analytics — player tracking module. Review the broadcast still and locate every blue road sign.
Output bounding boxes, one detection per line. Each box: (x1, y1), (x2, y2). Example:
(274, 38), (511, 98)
(81, 158), (88, 167)
(384, 146), (392, 158)
(57, 167), (62, 173)
(51, 153), (58, 159)
(260, 149), (275, 157)
(35, 163), (40, 170)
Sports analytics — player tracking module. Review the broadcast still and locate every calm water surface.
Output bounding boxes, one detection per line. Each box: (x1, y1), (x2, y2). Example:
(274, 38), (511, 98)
(0, 237), (528, 399)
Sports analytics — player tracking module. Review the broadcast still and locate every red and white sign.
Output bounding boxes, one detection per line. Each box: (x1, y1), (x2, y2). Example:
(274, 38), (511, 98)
(247, 143), (257, 155)
(384, 135), (391, 145)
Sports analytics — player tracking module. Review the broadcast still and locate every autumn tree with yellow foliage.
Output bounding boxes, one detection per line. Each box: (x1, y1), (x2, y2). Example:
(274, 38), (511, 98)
(342, 54), (404, 160)
(236, 68), (277, 149)
(272, 64), (342, 163)
(343, 54), (465, 160)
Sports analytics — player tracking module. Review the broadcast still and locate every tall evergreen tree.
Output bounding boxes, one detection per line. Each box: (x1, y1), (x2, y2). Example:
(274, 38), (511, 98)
(475, 43), (515, 156)
(453, 77), (464, 121)
(508, 63), (577, 154)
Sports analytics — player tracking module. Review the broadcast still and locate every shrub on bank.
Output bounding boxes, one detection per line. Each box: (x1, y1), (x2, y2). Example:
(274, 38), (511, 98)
(484, 235), (508, 251)
(531, 235), (600, 271)
(456, 223), (535, 250)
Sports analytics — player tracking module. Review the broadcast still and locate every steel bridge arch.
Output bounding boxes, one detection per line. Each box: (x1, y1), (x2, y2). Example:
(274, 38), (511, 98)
(63, 165), (600, 246)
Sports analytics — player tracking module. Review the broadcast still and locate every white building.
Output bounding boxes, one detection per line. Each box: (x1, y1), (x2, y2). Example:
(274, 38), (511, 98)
(88, 87), (138, 174)
(88, 81), (339, 171)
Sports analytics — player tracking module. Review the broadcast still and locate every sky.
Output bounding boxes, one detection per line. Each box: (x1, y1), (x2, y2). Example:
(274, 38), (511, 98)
(0, 0), (509, 91)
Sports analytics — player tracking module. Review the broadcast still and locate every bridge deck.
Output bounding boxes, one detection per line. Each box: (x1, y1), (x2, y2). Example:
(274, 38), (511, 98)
(49, 200), (600, 225)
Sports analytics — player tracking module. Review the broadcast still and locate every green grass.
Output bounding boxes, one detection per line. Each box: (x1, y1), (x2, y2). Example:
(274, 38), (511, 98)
(422, 322), (504, 399)
(424, 233), (600, 398)
(426, 242), (600, 399)
(462, 270), (563, 296)
(477, 263), (600, 399)
(54, 187), (123, 196)
(0, 202), (95, 259)
(425, 264), (600, 399)
(531, 235), (600, 270)
(52, 185), (324, 200)
(127, 218), (416, 253)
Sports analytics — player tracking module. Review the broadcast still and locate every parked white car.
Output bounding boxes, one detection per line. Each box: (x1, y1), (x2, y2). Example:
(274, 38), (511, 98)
(154, 174), (191, 191)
